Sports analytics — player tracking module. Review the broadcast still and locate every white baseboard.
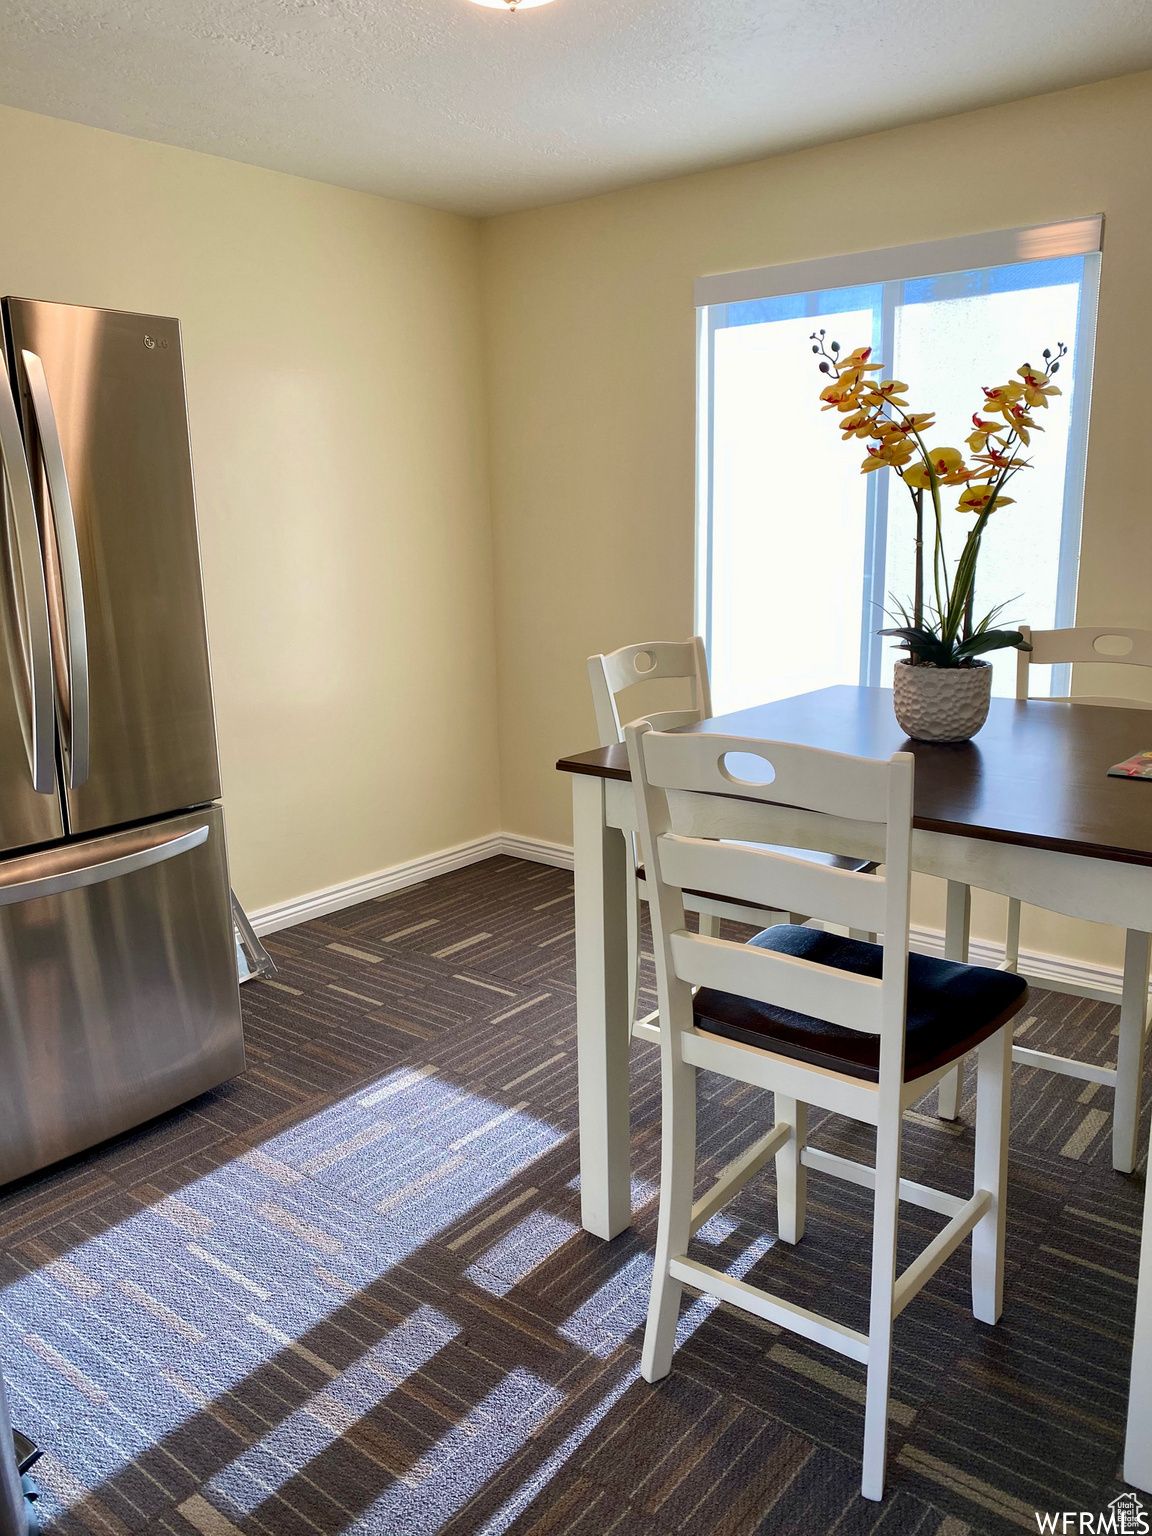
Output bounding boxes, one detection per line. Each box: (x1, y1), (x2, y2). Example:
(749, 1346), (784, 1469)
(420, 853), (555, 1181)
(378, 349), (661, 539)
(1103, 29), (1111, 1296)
(248, 828), (1125, 1002)
(907, 924), (1124, 1002)
(250, 830), (574, 935)
(498, 832), (574, 870)
(250, 833), (505, 935)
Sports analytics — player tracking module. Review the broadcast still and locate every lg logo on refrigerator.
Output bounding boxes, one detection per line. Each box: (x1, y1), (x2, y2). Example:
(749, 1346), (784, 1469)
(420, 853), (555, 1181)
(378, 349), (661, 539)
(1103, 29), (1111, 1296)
(142, 334), (169, 350)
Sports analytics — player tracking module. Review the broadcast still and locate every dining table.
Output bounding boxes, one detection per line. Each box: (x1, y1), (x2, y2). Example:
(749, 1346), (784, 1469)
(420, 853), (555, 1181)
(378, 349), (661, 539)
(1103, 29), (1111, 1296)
(556, 683), (1152, 1493)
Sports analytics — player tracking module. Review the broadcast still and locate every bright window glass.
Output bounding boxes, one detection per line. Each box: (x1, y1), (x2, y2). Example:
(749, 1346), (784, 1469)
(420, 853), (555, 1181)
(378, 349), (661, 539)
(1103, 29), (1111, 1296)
(697, 246), (1100, 715)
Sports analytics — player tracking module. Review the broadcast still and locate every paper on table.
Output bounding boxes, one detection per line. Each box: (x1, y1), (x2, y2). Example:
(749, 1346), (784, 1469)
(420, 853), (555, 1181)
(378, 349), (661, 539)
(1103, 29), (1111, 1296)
(1109, 750), (1152, 779)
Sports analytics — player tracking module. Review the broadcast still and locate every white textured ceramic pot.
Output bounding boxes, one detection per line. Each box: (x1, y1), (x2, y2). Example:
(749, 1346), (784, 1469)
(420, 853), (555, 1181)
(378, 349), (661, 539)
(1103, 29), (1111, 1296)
(892, 659), (993, 743)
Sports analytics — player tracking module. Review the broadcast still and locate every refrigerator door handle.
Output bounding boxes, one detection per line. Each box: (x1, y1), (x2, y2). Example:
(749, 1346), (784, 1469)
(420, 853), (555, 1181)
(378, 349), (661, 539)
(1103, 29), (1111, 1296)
(0, 822), (208, 908)
(0, 348), (54, 794)
(21, 348), (90, 789)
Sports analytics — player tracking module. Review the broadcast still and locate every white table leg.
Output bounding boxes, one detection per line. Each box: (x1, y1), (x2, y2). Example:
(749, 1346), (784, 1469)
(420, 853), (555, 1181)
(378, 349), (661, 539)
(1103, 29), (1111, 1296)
(1004, 897), (1022, 972)
(937, 881), (972, 1121)
(1115, 930), (1151, 1175)
(573, 773), (633, 1239)
(1125, 1122), (1152, 1491)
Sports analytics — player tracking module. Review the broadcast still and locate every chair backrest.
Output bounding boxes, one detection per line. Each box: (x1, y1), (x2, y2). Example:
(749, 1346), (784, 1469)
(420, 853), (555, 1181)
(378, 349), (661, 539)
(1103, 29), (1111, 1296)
(625, 722), (915, 1081)
(1016, 625), (1152, 709)
(588, 638), (712, 747)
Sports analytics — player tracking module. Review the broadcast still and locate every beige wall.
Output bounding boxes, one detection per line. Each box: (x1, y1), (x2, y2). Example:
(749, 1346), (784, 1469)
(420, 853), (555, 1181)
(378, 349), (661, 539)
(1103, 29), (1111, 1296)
(0, 102), (500, 913)
(481, 69), (1152, 968)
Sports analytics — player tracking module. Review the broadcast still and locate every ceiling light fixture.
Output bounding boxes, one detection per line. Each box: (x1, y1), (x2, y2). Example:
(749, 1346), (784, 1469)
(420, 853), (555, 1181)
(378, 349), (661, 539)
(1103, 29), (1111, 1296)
(467, 0), (557, 12)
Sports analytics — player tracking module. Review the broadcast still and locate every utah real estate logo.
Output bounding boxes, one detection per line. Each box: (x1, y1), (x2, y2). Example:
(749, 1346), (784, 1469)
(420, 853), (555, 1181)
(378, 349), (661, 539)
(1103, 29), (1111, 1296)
(1036, 1494), (1148, 1534)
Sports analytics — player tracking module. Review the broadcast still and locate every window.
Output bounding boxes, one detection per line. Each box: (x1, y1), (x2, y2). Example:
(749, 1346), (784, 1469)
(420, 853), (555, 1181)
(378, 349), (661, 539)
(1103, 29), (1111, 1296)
(696, 220), (1102, 714)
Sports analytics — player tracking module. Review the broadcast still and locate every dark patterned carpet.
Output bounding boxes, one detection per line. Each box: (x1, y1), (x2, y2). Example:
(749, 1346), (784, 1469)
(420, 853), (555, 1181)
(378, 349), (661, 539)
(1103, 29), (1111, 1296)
(0, 855), (1146, 1536)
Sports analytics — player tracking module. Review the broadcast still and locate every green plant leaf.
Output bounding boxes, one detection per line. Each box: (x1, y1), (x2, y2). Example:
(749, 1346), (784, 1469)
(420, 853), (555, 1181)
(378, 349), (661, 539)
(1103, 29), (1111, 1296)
(954, 629), (1033, 659)
(878, 626), (957, 667)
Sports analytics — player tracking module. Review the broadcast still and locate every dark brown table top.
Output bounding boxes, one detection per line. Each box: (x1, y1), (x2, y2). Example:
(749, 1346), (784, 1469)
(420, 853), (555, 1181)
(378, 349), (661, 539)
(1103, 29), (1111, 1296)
(556, 684), (1152, 868)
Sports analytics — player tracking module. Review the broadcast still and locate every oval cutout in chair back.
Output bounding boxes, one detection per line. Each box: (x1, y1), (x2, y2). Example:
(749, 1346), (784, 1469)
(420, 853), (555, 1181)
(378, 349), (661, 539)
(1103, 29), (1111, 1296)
(633, 650), (657, 674)
(1093, 634), (1135, 657)
(720, 751), (776, 787)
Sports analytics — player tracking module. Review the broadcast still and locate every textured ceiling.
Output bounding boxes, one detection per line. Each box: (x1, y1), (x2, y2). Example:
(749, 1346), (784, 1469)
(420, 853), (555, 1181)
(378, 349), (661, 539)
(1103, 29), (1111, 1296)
(0, 0), (1150, 216)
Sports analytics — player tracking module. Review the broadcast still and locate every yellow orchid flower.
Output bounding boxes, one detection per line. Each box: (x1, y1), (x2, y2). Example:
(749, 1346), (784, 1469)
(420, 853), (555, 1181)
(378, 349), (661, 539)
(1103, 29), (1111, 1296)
(863, 380), (910, 409)
(958, 485), (1015, 514)
(831, 348), (885, 394)
(820, 379), (862, 412)
(900, 447), (974, 486)
(924, 447), (975, 484)
(884, 442), (921, 470)
(840, 410), (882, 440)
(1017, 363), (1062, 409)
(965, 414), (1007, 453)
(971, 447), (1031, 475)
(861, 438), (915, 473)
(879, 414), (932, 441)
(902, 412), (936, 434)
(979, 383), (1026, 425)
(837, 370), (884, 394)
(875, 420), (911, 442)
(981, 380), (1025, 407)
(980, 390), (1041, 443)
(835, 346), (884, 373)
(1003, 401), (1043, 445)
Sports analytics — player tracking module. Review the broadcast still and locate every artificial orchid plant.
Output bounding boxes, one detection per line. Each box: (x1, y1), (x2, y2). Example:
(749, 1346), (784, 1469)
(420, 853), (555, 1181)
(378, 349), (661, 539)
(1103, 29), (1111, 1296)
(812, 333), (1066, 667)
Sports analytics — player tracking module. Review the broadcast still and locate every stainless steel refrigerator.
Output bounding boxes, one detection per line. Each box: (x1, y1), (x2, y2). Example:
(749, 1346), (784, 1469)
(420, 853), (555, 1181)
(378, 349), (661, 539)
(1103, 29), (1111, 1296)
(0, 298), (245, 1187)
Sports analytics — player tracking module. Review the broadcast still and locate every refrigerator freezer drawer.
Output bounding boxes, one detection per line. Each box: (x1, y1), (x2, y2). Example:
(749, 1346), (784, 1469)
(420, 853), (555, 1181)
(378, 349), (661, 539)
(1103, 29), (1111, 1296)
(0, 805), (244, 1186)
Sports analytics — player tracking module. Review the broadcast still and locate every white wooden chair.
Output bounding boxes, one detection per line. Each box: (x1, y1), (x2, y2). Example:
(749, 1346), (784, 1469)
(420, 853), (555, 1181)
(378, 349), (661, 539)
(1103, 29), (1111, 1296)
(936, 626), (1152, 1174)
(626, 721), (1028, 1500)
(589, 638), (872, 1039)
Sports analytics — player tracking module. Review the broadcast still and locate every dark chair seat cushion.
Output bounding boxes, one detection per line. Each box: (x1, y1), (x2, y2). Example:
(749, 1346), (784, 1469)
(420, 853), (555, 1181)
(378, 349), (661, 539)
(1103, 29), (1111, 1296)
(694, 924), (1028, 1083)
